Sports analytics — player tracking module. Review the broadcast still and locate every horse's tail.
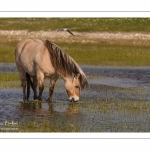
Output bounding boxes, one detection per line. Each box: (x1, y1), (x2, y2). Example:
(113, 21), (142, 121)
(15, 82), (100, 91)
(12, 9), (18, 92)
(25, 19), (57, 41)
(26, 72), (34, 100)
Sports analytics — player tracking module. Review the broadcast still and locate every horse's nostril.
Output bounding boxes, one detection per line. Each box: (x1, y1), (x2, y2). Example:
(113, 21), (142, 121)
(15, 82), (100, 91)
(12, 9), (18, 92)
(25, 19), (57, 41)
(69, 98), (74, 102)
(70, 98), (74, 102)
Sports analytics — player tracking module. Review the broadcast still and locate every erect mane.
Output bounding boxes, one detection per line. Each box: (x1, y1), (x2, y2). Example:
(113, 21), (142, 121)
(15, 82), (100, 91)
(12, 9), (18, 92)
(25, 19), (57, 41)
(44, 40), (88, 89)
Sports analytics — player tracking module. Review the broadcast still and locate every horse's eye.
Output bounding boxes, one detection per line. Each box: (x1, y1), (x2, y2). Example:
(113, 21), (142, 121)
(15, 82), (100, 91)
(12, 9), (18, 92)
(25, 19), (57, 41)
(75, 86), (79, 89)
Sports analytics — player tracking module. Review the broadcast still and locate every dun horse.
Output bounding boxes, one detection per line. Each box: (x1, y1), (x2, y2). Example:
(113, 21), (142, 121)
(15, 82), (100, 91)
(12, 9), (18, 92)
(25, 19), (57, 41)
(15, 39), (88, 102)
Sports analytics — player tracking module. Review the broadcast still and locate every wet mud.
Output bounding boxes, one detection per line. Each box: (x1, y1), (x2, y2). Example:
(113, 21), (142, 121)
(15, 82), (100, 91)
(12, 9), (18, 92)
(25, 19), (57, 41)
(1, 63), (150, 132)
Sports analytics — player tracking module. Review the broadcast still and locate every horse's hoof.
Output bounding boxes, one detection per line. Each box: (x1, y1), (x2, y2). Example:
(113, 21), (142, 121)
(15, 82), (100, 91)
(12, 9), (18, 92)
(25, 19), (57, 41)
(23, 97), (27, 101)
(33, 96), (38, 100)
(47, 98), (52, 102)
(37, 96), (42, 101)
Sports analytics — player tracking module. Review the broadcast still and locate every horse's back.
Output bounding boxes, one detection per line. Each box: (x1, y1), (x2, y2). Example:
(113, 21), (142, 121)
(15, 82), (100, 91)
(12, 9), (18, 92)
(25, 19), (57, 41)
(15, 38), (43, 54)
(15, 39), (45, 75)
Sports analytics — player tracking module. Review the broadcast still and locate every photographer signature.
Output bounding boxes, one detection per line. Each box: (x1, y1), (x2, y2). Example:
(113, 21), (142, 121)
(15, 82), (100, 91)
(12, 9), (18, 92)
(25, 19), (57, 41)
(4, 121), (18, 126)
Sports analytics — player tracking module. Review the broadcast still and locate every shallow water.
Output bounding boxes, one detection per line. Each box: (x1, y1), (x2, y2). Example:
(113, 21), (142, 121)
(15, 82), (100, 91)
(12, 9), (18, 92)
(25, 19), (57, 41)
(1, 63), (150, 132)
(0, 63), (17, 72)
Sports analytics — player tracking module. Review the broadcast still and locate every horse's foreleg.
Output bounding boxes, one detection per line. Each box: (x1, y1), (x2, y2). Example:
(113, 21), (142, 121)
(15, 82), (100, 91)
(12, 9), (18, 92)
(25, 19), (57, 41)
(37, 72), (44, 100)
(38, 86), (44, 100)
(33, 76), (38, 100)
(48, 76), (58, 102)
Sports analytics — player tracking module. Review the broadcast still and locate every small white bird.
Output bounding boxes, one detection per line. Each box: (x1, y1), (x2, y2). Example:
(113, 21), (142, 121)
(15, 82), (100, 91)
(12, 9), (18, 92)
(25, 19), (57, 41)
(56, 28), (75, 36)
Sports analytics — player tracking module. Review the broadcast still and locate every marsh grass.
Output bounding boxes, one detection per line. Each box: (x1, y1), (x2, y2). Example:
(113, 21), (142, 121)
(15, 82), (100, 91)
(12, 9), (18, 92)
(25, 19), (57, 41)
(1, 40), (150, 66)
(18, 118), (79, 132)
(0, 72), (20, 88)
(80, 98), (150, 132)
(0, 42), (16, 63)
(83, 99), (150, 114)
(62, 42), (150, 66)
(1, 18), (150, 32)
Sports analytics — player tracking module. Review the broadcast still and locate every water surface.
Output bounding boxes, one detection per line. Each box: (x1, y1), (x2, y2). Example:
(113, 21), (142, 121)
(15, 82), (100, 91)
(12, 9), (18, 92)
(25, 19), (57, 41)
(0, 63), (150, 132)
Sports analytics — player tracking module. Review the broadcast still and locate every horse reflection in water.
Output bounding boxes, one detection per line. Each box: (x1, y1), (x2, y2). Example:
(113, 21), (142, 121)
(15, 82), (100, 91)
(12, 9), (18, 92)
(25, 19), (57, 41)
(21, 101), (42, 110)
(48, 103), (80, 115)
(15, 39), (88, 102)
(20, 101), (80, 115)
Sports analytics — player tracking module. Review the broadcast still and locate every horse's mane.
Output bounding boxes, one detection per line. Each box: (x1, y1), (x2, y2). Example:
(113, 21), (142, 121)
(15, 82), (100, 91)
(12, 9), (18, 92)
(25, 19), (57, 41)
(44, 40), (88, 89)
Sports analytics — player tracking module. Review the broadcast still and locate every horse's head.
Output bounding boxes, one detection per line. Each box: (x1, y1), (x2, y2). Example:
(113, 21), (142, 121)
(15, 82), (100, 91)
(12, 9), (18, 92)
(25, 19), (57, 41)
(65, 74), (81, 102)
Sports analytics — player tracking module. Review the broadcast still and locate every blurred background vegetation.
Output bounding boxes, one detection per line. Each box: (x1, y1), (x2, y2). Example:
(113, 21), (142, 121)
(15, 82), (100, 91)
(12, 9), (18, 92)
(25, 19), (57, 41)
(1, 18), (150, 66)
(0, 18), (150, 32)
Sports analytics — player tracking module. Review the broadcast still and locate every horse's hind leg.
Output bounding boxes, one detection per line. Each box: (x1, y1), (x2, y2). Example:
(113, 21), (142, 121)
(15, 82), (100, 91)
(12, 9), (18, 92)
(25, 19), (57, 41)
(33, 76), (38, 100)
(37, 72), (44, 100)
(17, 68), (26, 100)
(22, 79), (26, 100)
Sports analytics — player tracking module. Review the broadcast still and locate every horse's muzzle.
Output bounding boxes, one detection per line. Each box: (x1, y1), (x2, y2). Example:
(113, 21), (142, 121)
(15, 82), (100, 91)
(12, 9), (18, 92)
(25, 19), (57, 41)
(69, 96), (79, 102)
